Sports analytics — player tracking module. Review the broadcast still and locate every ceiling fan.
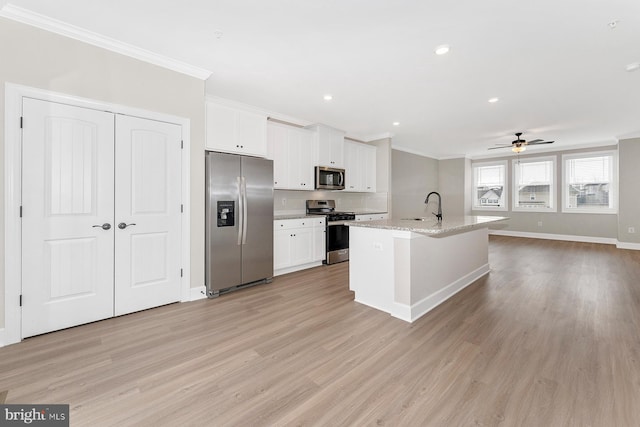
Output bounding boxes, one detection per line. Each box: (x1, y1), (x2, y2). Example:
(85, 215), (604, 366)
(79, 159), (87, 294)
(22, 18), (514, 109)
(488, 132), (555, 153)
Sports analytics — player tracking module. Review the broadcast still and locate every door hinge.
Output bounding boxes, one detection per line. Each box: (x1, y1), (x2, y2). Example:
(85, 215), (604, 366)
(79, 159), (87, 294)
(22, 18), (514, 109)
(19, 294), (22, 307)
(181, 140), (184, 149)
(180, 268), (183, 277)
(181, 204), (183, 213)
(20, 116), (23, 129)
(19, 206), (23, 217)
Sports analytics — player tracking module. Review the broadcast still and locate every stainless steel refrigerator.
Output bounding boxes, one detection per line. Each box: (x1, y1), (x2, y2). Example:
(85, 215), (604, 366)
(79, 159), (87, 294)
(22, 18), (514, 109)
(205, 151), (274, 297)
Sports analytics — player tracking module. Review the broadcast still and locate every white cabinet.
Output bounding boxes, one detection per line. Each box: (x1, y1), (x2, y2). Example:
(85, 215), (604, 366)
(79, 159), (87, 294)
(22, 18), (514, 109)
(355, 213), (389, 221)
(307, 124), (345, 168)
(312, 218), (326, 262)
(274, 217), (325, 275)
(206, 102), (267, 157)
(344, 141), (377, 192)
(267, 122), (314, 190)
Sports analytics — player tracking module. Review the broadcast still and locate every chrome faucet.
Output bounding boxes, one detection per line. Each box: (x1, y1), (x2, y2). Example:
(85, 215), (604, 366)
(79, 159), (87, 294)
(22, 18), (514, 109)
(425, 191), (442, 222)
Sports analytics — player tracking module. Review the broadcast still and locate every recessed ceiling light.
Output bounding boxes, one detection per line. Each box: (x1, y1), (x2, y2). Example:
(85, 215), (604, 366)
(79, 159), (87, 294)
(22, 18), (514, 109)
(608, 19), (620, 29)
(434, 45), (450, 55)
(393, 122), (400, 126)
(323, 94), (333, 101)
(488, 97), (499, 103)
(626, 62), (640, 72)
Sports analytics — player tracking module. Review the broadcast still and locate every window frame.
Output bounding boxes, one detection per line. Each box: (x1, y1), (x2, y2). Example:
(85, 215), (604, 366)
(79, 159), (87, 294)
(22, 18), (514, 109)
(561, 150), (618, 214)
(472, 160), (508, 211)
(511, 155), (557, 213)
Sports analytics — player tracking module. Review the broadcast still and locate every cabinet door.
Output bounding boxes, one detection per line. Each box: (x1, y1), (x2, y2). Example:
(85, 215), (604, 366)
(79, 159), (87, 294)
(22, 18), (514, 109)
(267, 123), (289, 188)
(290, 227), (313, 265)
(363, 144), (377, 192)
(237, 110), (267, 157)
(313, 224), (326, 261)
(311, 124), (345, 168)
(343, 141), (358, 191)
(288, 131), (305, 190)
(297, 128), (315, 189)
(206, 103), (267, 157)
(206, 103), (237, 153)
(330, 128), (345, 168)
(274, 226), (291, 270)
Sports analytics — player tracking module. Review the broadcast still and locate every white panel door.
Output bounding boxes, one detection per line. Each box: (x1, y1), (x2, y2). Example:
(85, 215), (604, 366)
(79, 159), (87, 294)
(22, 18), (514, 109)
(21, 98), (115, 338)
(114, 115), (182, 316)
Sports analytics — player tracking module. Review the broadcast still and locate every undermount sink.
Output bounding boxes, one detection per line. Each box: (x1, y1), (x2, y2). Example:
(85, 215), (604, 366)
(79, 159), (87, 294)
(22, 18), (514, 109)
(402, 217), (430, 221)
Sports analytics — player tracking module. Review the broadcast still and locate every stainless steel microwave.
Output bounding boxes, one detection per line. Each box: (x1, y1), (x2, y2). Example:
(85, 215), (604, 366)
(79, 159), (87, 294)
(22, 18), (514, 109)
(315, 166), (345, 190)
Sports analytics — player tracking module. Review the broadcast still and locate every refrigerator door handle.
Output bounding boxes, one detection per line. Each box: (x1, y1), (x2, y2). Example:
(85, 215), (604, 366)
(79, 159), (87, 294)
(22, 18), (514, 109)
(237, 176), (243, 245)
(241, 176), (248, 245)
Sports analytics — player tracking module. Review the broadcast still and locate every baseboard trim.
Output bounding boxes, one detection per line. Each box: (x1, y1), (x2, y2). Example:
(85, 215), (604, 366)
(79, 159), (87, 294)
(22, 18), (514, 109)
(274, 261), (323, 277)
(617, 241), (640, 250)
(391, 263), (491, 323)
(190, 286), (207, 301)
(489, 230), (617, 245)
(0, 328), (5, 348)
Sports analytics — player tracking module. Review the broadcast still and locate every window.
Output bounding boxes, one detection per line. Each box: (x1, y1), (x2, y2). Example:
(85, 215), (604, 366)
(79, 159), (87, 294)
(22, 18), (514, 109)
(512, 156), (556, 212)
(562, 151), (617, 213)
(472, 161), (507, 210)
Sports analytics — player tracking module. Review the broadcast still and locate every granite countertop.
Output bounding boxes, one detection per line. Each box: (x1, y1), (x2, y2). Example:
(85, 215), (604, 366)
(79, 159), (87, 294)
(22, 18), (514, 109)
(274, 210), (388, 220)
(274, 214), (321, 220)
(347, 215), (508, 236)
(352, 210), (389, 215)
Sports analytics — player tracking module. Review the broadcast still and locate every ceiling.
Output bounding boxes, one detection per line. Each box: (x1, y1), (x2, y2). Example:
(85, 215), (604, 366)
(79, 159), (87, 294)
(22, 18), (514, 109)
(4, 0), (640, 158)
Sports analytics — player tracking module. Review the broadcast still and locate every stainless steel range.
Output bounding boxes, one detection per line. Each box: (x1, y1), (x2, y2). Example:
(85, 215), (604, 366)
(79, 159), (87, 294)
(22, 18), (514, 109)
(306, 200), (355, 264)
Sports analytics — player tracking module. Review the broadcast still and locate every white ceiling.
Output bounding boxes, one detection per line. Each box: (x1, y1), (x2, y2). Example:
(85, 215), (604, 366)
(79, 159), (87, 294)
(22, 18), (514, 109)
(4, 0), (640, 158)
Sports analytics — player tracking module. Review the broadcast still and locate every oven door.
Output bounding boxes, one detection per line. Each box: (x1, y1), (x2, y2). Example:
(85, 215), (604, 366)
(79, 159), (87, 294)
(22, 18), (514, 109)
(326, 222), (349, 264)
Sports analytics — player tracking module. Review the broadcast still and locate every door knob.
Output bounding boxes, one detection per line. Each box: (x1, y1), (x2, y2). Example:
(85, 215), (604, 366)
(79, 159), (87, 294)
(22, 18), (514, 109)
(92, 223), (111, 230)
(118, 222), (137, 230)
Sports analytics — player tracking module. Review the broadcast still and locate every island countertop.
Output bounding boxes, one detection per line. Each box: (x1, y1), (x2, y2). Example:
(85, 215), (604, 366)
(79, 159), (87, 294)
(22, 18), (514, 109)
(346, 215), (508, 236)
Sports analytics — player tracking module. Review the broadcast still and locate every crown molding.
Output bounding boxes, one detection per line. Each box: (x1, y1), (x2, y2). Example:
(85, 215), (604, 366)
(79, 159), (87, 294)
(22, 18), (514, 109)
(391, 143), (440, 160)
(0, 4), (212, 80)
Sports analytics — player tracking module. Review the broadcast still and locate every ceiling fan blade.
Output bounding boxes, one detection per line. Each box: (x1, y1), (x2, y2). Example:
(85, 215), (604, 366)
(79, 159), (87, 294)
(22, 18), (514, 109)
(527, 139), (544, 143)
(488, 145), (511, 150)
(527, 140), (554, 145)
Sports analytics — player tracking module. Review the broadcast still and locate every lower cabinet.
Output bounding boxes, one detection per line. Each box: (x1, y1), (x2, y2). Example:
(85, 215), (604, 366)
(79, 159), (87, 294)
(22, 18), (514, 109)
(274, 217), (326, 276)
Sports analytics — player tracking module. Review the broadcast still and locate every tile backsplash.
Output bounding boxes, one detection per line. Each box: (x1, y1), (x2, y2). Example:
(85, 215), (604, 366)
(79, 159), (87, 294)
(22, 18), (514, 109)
(274, 190), (389, 215)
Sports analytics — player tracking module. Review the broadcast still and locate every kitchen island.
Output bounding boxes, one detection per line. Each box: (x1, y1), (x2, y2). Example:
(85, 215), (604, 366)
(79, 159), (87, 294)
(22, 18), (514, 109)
(347, 216), (507, 322)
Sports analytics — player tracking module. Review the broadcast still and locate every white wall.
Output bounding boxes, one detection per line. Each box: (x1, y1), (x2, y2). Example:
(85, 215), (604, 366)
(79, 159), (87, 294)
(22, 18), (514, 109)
(618, 138), (640, 244)
(471, 145), (620, 239)
(0, 18), (206, 329)
(391, 149), (439, 219)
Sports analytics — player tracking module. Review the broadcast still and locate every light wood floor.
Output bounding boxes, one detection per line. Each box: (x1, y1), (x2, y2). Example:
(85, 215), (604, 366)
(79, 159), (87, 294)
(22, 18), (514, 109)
(2, 236), (640, 426)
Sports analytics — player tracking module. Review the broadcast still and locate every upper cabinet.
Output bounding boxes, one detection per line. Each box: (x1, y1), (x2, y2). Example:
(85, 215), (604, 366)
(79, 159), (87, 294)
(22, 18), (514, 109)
(205, 102), (267, 157)
(306, 124), (345, 168)
(344, 140), (377, 192)
(267, 122), (314, 190)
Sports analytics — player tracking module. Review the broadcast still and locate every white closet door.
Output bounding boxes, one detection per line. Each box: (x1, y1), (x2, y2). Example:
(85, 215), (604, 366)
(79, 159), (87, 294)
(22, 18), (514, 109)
(21, 98), (115, 338)
(114, 115), (182, 316)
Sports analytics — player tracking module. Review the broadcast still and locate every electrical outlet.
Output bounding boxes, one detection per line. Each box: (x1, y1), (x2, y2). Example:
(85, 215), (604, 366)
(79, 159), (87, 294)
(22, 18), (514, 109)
(537, 221), (543, 227)
(629, 227), (636, 234)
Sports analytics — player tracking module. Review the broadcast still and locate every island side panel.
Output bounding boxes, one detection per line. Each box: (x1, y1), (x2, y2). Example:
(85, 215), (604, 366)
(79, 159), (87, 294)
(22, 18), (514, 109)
(407, 227), (490, 321)
(349, 226), (396, 315)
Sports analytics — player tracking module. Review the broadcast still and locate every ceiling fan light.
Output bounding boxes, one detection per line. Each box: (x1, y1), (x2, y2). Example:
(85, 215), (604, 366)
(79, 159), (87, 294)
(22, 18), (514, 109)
(512, 145), (526, 154)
